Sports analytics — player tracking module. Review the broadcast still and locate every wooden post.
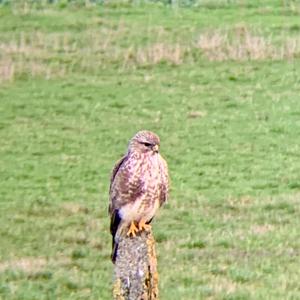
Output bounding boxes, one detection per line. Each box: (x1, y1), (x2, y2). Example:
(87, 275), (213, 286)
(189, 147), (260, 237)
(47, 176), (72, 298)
(112, 230), (159, 300)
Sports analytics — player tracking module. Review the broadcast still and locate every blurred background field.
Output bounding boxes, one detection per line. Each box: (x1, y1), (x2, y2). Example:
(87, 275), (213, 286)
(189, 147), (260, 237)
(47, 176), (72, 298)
(1, 0), (300, 299)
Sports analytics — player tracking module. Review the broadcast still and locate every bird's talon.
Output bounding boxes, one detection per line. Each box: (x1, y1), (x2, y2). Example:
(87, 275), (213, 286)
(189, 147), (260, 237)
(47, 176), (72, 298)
(138, 219), (152, 232)
(127, 221), (139, 237)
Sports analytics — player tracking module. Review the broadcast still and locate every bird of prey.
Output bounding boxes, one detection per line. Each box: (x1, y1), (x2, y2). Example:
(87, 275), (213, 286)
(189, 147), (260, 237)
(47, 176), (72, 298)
(109, 130), (169, 263)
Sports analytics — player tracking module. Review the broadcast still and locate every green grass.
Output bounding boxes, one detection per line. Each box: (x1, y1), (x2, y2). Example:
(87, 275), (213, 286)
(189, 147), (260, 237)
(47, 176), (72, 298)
(1, 1), (300, 299)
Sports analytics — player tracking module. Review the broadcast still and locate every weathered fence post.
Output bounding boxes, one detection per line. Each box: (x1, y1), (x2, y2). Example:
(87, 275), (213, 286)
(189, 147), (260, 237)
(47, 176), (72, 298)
(112, 230), (159, 300)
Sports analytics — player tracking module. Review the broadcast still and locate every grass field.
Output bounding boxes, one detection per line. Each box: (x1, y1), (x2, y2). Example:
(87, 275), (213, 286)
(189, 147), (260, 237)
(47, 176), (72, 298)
(1, 0), (300, 299)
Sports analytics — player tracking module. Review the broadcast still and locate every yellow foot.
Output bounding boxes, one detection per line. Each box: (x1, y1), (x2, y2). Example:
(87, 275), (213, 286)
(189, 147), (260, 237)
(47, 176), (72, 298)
(138, 219), (152, 232)
(127, 221), (139, 237)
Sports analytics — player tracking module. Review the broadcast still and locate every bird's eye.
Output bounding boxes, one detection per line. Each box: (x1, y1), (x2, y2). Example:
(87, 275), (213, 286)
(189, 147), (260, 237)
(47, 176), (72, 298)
(143, 143), (152, 147)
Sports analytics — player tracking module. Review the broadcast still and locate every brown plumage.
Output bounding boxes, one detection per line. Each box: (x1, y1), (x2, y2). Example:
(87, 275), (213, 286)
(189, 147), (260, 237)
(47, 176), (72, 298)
(109, 130), (169, 263)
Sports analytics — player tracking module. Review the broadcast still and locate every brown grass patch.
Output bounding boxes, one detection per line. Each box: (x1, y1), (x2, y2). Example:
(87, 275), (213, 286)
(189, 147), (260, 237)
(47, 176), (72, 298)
(61, 202), (89, 215)
(196, 26), (300, 61)
(0, 257), (47, 273)
(124, 43), (187, 67)
(251, 224), (275, 235)
(1, 25), (300, 83)
(212, 276), (238, 294)
(0, 256), (71, 273)
(0, 58), (15, 83)
(187, 111), (207, 118)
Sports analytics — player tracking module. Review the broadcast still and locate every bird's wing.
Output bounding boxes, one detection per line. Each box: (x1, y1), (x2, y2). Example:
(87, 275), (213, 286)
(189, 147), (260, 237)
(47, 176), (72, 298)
(109, 153), (146, 262)
(159, 156), (169, 206)
(109, 153), (143, 232)
(108, 154), (127, 215)
(108, 154), (129, 254)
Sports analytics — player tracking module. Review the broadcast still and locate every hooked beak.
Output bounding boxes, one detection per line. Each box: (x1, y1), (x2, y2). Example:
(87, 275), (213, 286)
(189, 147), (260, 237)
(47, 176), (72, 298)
(152, 144), (159, 153)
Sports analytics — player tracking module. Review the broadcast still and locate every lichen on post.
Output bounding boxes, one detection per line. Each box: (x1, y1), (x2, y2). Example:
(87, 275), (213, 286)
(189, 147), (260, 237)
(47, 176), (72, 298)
(112, 230), (159, 300)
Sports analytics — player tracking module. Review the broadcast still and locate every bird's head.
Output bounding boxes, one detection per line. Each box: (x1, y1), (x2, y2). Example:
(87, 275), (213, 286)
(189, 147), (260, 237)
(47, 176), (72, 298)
(129, 130), (160, 154)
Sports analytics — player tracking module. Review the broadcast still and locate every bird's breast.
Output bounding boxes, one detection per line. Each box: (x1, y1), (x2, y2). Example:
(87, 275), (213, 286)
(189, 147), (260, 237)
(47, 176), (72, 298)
(118, 153), (162, 222)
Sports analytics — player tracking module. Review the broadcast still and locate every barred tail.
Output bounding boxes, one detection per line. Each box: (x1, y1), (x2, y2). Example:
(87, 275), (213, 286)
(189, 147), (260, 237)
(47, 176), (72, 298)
(111, 238), (119, 263)
(110, 209), (121, 263)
